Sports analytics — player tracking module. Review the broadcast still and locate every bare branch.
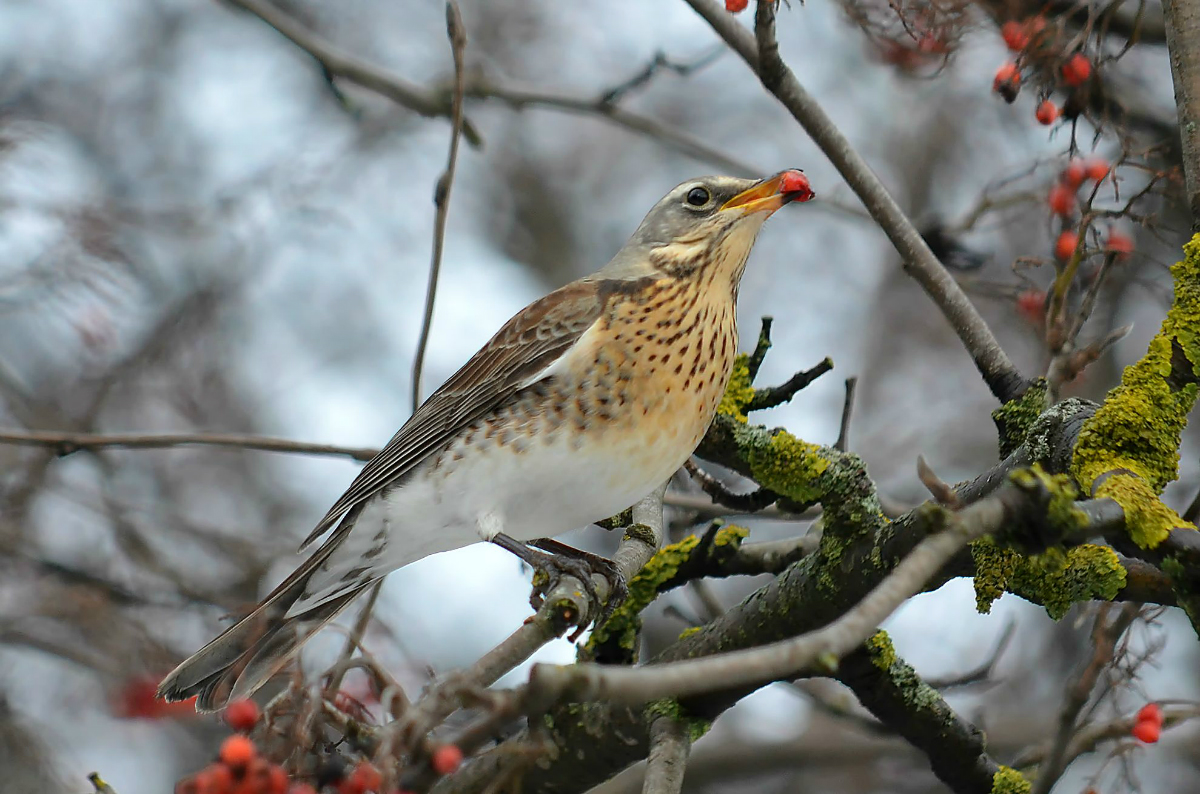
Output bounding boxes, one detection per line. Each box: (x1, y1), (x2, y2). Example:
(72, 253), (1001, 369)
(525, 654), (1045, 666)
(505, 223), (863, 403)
(1030, 604), (1141, 794)
(834, 376), (858, 453)
(744, 357), (834, 412)
(0, 428), (378, 461)
(642, 715), (690, 794)
(1162, 0), (1200, 228)
(683, 459), (778, 513)
(222, 0), (483, 145)
(411, 1), (468, 409)
(683, 0), (1030, 402)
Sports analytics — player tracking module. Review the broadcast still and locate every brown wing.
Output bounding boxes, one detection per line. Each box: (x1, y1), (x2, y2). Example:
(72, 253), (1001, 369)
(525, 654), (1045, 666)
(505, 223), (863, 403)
(299, 278), (608, 549)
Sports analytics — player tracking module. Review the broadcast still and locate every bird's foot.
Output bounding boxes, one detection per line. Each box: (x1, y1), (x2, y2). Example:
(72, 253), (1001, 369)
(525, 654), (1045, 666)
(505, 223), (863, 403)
(490, 534), (626, 641)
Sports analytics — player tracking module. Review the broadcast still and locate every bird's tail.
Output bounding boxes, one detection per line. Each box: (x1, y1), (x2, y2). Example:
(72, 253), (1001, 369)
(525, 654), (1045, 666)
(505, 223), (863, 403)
(156, 531), (365, 712)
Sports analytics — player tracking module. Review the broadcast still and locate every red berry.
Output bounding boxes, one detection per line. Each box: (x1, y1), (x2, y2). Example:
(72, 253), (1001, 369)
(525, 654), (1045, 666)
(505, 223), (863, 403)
(1048, 183), (1076, 217)
(1055, 230), (1079, 261)
(266, 767), (289, 794)
(431, 744), (464, 776)
(1016, 290), (1046, 324)
(1105, 230), (1134, 259)
(1132, 719), (1160, 743)
(194, 766), (234, 794)
(993, 63), (1021, 102)
(1035, 100), (1059, 125)
(1085, 158), (1110, 182)
(779, 170), (814, 201)
(1001, 21), (1029, 51)
(224, 699), (260, 732)
(1136, 703), (1163, 726)
(725, 0), (748, 11)
(287, 786), (318, 794)
(347, 763), (383, 793)
(1061, 53), (1092, 87)
(219, 735), (257, 769)
(1063, 159), (1087, 189)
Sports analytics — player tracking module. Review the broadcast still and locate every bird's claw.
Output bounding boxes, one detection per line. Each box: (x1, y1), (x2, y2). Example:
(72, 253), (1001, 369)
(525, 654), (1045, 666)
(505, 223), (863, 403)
(528, 540), (627, 641)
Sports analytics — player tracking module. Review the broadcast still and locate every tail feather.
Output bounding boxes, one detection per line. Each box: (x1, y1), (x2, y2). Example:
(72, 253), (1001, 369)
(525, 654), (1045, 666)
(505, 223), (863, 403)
(157, 524), (366, 711)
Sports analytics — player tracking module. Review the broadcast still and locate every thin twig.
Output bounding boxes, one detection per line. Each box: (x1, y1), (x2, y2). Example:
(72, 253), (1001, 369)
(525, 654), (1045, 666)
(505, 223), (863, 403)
(744, 357), (834, 412)
(0, 428), (378, 461)
(683, 459), (778, 512)
(223, 0), (483, 145)
(925, 620), (1016, 690)
(684, 0), (1030, 403)
(325, 580), (384, 698)
(1030, 604), (1141, 794)
(411, 1), (468, 409)
(834, 377), (857, 452)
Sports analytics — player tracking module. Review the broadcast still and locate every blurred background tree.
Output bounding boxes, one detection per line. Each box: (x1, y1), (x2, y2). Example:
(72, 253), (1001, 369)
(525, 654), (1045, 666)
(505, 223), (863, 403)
(0, 0), (1198, 792)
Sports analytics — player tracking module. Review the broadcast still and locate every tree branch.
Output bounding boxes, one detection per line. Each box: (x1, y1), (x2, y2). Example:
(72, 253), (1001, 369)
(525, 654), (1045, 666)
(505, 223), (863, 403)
(682, 0), (1030, 403)
(411, 0), (468, 409)
(642, 715), (689, 794)
(1162, 0), (1200, 229)
(0, 428), (378, 461)
(222, 0), (483, 145)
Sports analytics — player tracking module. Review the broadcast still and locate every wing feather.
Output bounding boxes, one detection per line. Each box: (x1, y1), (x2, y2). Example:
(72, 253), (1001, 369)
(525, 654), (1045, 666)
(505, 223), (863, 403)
(299, 278), (611, 549)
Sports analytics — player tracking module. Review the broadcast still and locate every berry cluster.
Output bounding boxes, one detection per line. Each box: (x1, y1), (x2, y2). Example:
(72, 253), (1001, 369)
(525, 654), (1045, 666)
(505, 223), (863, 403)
(992, 16), (1093, 123)
(1132, 702), (1163, 744)
(173, 699), (467, 794)
(1045, 157), (1131, 262)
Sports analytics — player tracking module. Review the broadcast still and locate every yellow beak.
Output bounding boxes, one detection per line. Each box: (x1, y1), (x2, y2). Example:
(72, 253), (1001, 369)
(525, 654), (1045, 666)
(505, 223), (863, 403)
(721, 170), (815, 215)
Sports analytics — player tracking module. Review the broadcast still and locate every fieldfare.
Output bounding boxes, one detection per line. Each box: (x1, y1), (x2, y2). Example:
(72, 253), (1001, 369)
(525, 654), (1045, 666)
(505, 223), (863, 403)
(158, 170), (815, 710)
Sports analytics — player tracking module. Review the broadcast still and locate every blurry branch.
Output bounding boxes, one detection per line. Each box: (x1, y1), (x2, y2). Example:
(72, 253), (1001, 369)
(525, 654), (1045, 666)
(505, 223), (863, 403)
(458, 75), (757, 177)
(222, 0), (484, 146)
(925, 619), (1016, 690)
(600, 46), (725, 105)
(683, 0), (1031, 403)
(1162, 0), (1200, 229)
(833, 376), (857, 452)
(0, 428), (378, 462)
(411, 1), (467, 410)
(221, 0), (775, 182)
(642, 715), (689, 794)
(1030, 604), (1140, 794)
(1013, 705), (1200, 770)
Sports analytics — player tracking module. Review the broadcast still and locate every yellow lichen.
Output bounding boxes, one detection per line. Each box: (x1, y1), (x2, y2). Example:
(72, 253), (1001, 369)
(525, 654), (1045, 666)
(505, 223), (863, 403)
(717, 353), (756, 423)
(1072, 234), (1200, 549)
(971, 538), (1126, 619)
(586, 526), (750, 660)
(865, 630), (896, 671)
(744, 431), (830, 505)
(677, 626), (703, 641)
(991, 766), (1031, 794)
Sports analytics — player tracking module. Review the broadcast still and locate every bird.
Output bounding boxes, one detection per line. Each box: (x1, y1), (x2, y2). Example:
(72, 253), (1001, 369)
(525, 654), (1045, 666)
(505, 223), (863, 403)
(157, 170), (815, 710)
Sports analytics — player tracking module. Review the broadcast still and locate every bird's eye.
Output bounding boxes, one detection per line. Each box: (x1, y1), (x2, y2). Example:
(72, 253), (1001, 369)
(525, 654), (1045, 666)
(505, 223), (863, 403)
(685, 187), (710, 207)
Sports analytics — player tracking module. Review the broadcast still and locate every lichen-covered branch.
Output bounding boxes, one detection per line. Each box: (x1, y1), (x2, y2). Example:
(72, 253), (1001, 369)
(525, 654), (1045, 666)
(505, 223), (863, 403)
(836, 635), (1019, 794)
(1070, 235), (1200, 624)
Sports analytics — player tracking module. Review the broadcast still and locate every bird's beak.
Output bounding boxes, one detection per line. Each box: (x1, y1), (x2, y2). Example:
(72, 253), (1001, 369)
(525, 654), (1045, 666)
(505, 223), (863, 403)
(721, 170), (815, 216)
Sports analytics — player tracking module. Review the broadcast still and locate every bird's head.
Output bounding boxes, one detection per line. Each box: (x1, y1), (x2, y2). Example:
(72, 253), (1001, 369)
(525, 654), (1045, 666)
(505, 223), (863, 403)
(605, 170), (814, 285)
